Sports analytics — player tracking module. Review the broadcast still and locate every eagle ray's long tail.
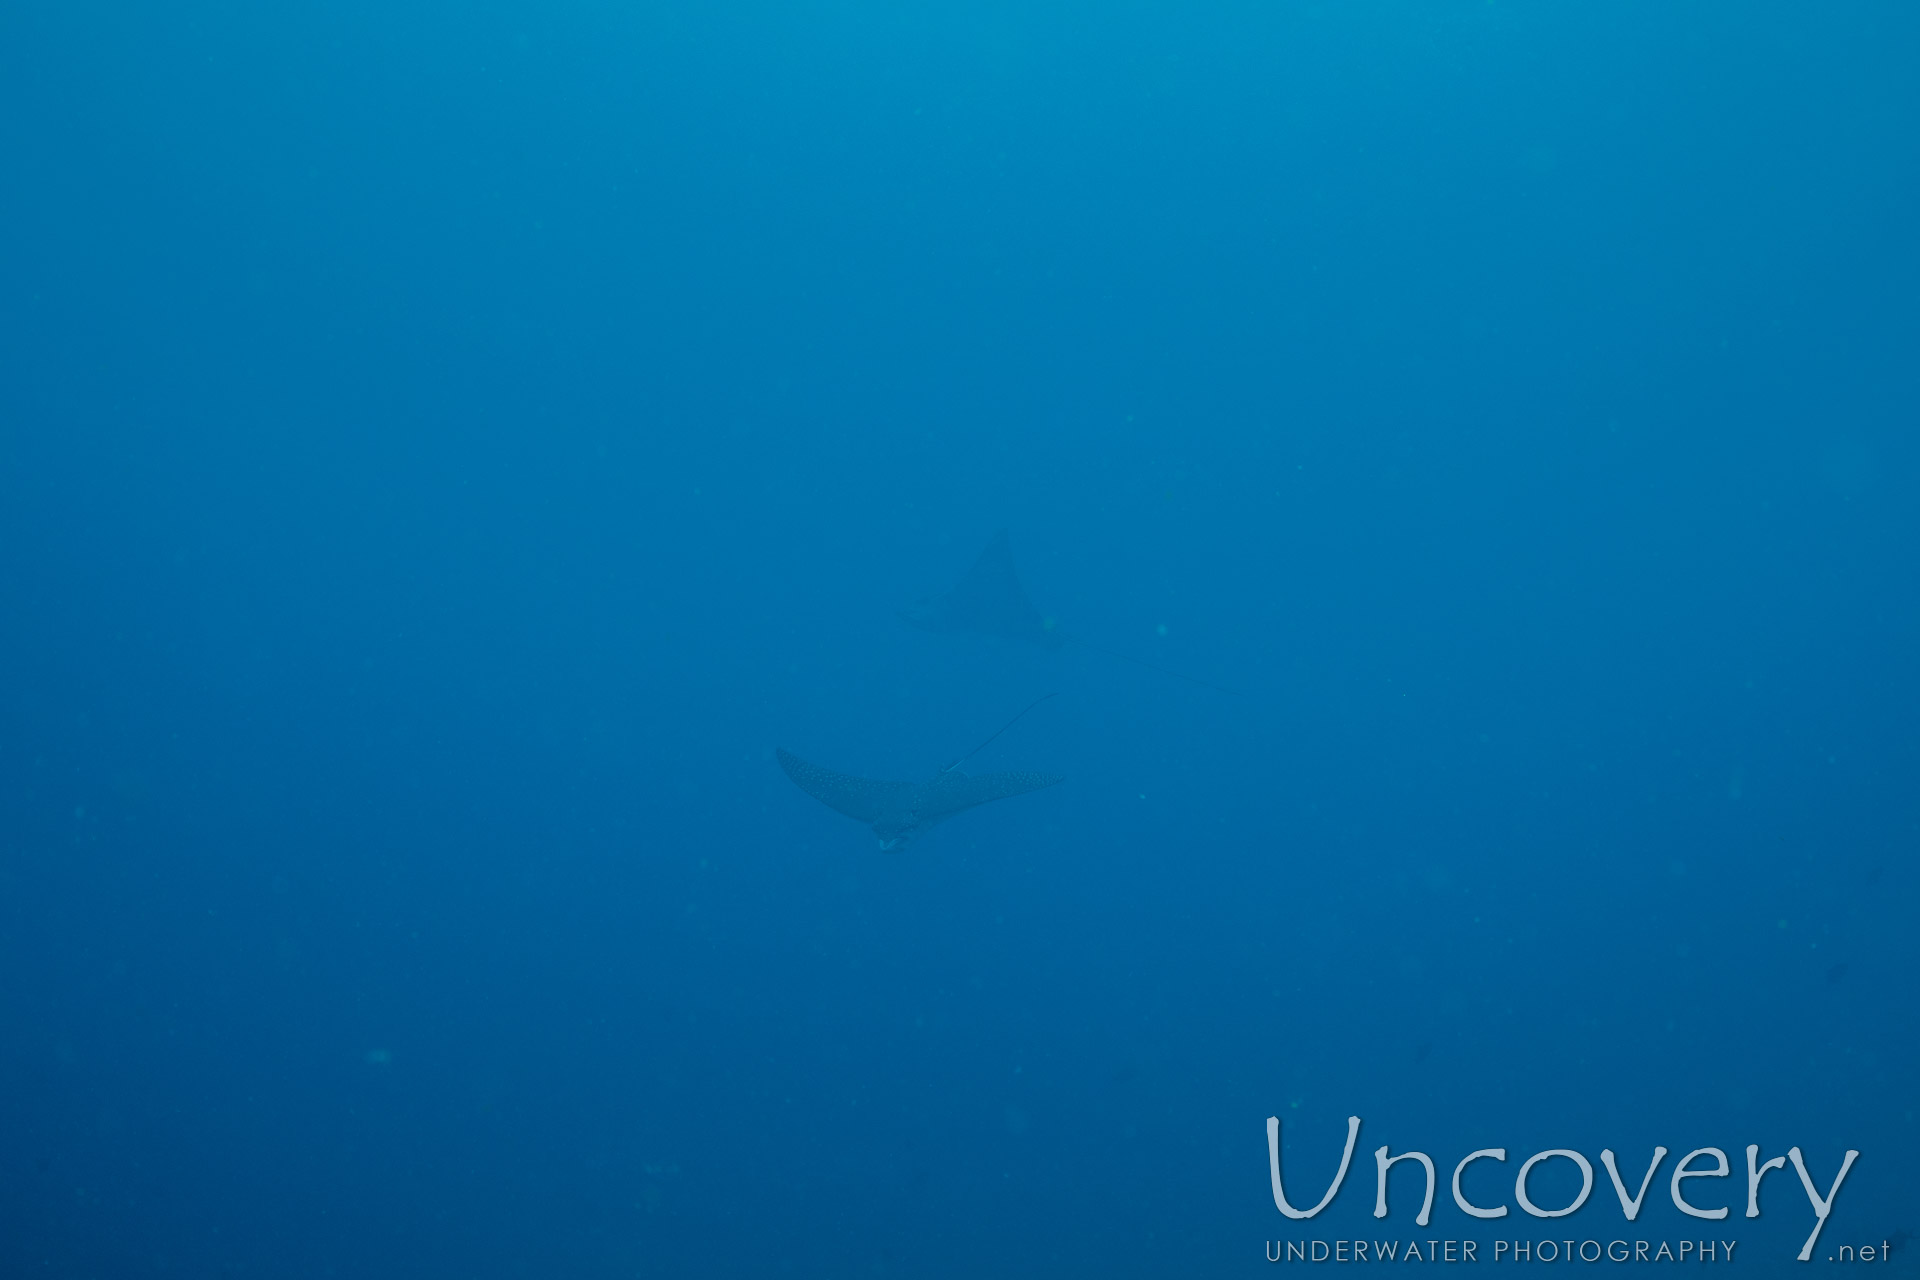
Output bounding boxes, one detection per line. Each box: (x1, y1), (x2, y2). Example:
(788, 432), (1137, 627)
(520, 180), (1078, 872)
(943, 693), (1059, 773)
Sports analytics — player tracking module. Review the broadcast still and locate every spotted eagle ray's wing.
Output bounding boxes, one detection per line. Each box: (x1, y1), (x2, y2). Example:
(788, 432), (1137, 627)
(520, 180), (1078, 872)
(898, 529), (1063, 650)
(913, 768), (1064, 824)
(775, 749), (919, 824)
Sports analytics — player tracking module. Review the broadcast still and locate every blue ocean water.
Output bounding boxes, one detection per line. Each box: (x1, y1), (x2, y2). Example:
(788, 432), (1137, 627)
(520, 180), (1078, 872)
(2, 1), (1915, 1274)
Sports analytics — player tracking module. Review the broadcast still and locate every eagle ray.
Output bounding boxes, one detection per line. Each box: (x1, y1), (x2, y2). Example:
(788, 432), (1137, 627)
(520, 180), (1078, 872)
(900, 530), (1240, 694)
(776, 698), (1062, 851)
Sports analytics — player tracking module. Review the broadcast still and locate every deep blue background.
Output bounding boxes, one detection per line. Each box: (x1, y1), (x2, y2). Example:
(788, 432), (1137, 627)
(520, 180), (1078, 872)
(2, 1), (1915, 1274)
